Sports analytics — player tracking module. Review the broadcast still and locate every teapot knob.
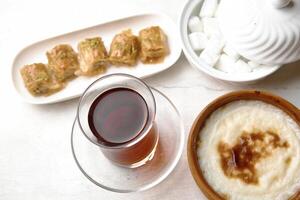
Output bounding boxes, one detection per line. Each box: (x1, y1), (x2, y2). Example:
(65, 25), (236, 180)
(271, 0), (292, 8)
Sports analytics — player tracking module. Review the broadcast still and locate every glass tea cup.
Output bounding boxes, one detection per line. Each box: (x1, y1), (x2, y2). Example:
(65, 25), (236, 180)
(77, 74), (159, 168)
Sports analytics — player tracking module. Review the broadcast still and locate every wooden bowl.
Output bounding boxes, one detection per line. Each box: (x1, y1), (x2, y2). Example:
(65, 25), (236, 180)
(187, 90), (300, 200)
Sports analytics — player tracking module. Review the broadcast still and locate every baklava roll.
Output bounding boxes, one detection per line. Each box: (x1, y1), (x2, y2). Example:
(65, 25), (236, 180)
(139, 26), (168, 63)
(76, 37), (108, 76)
(20, 63), (63, 96)
(46, 44), (79, 81)
(109, 30), (139, 66)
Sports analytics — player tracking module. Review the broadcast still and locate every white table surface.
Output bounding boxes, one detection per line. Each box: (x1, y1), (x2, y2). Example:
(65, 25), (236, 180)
(1, 0), (300, 199)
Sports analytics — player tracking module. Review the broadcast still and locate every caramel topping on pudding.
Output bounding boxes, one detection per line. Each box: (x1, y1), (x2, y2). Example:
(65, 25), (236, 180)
(290, 190), (300, 200)
(218, 131), (289, 185)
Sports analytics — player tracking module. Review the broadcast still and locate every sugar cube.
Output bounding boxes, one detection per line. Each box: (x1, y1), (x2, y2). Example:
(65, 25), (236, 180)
(205, 35), (225, 56)
(189, 32), (208, 51)
(199, 48), (220, 66)
(188, 16), (203, 33)
(223, 44), (240, 61)
(248, 61), (261, 70)
(200, 0), (218, 17)
(214, 4), (221, 17)
(235, 59), (252, 73)
(215, 54), (236, 73)
(202, 17), (220, 38)
(257, 64), (280, 71)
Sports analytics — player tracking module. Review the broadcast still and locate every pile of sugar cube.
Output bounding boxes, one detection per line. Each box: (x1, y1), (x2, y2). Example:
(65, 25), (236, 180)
(188, 0), (275, 74)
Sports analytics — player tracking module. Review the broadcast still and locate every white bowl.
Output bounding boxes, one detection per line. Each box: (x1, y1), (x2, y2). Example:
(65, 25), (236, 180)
(179, 0), (281, 83)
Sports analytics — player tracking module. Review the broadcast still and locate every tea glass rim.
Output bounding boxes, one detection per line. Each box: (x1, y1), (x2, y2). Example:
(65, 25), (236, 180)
(76, 73), (156, 149)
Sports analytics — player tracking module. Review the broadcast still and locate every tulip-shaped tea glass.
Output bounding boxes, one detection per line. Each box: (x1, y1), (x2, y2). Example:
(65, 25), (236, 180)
(72, 73), (184, 193)
(77, 73), (159, 168)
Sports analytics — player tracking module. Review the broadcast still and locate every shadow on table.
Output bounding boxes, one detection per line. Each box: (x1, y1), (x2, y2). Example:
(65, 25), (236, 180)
(254, 60), (300, 89)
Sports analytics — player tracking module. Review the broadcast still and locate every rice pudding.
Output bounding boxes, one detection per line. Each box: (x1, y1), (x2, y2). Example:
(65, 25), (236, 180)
(198, 100), (300, 200)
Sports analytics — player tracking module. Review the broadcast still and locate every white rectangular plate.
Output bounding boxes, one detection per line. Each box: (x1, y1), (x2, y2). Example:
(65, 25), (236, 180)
(12, 13), (181, 104)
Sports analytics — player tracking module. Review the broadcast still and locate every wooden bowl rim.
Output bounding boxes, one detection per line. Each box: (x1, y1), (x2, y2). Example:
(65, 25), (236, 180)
(187, 90), (300, 200)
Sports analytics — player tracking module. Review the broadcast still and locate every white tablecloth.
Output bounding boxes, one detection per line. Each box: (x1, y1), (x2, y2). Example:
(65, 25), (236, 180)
(1, 0), (300, 199)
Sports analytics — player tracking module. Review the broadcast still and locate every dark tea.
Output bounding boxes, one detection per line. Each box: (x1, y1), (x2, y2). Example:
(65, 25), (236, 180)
(88, 88), (148, 145)
(88, 87), (158, 167)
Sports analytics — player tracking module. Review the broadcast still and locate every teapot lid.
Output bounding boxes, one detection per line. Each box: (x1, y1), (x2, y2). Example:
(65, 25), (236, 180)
(218, 0), (300, 65)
